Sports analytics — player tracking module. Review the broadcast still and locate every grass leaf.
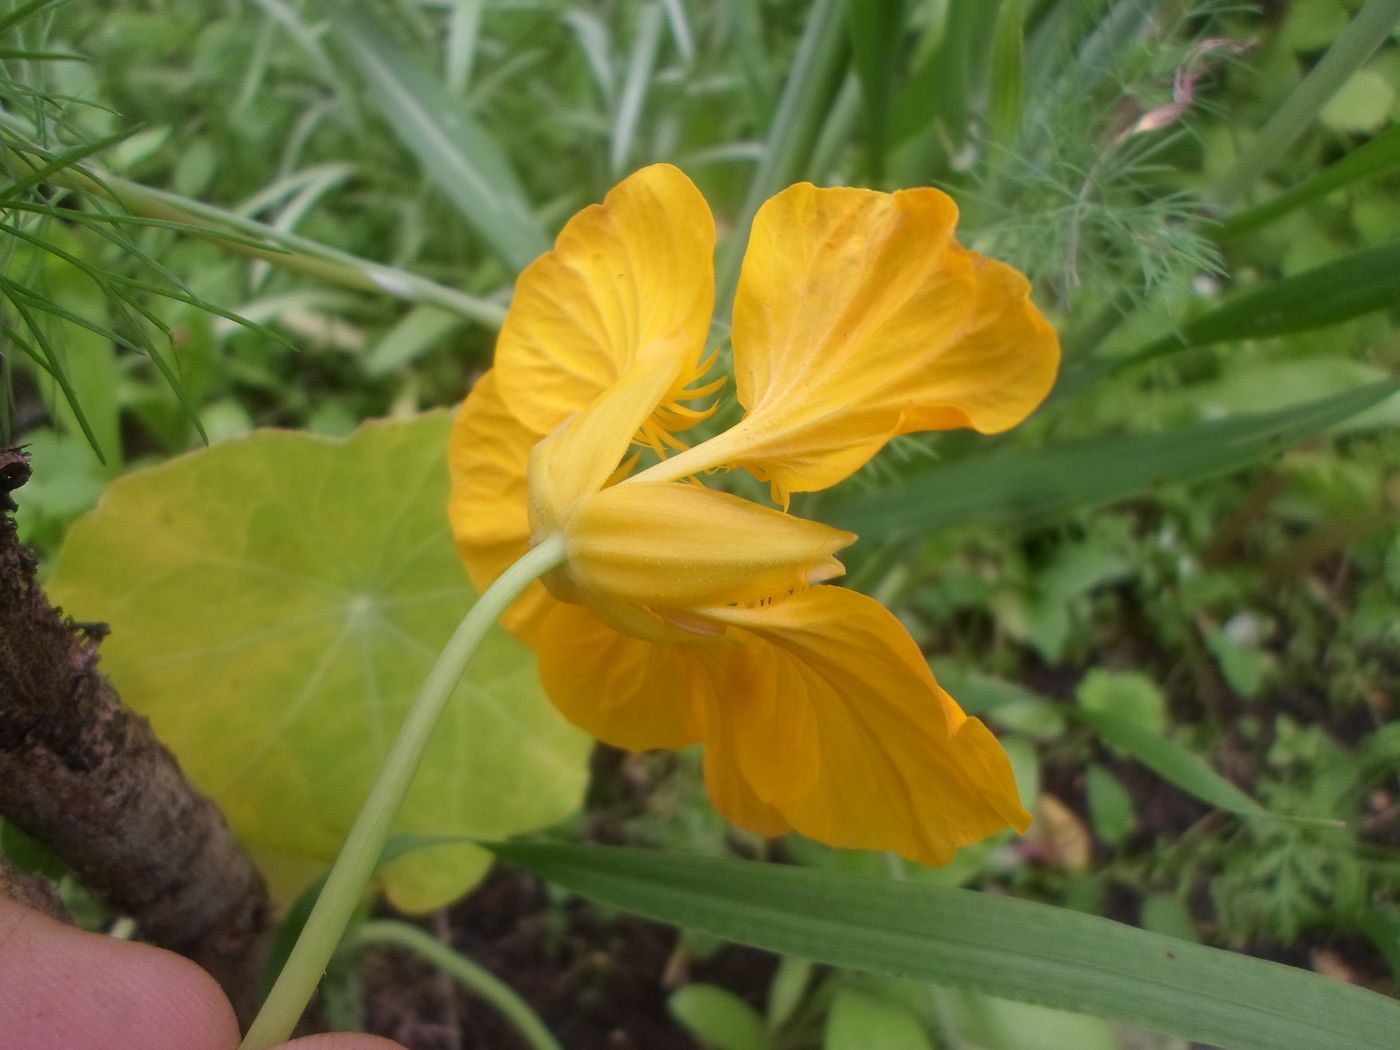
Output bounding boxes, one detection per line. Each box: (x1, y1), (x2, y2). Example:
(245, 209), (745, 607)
(331, 8), (549, 271)
(1217, 123), (1400, 238)
(491, 842), (1400, 1050)
(829, 381), (1400, 539)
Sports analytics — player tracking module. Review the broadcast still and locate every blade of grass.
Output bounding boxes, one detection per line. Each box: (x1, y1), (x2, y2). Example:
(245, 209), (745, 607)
(807, 73), (862, 181)
(717, 0), (847, 300)
(659, 0), (694, 66)
(725, 0), (775, 115)
(247, 164), (355, 291)
(12, 152), (507, 326)
(828, 380), (1400, 540)
(0, 281), (102, 459)
(345, 922), (564, 1050)
(845, 0), (903, 180)
(1130, 239), (1400, 360)
(0, 0), (66, 36)
(1074, 708), (1341, 827)
(0, 48), (83, 61)
(491, 842), (1400, 1050)
(331, 8), (548, 271)
(364, 304), (464, 376)
(987, 0), (1025, 146)
(926, 0), (1000, 161)
(3, 272), (209, 444)
(1216, 122), (1400, 238)
(610, 1), (664, 176)
(0, 130), (130, 204)
(445, 0), (484, 95)
(1216, 0), (1400, 204)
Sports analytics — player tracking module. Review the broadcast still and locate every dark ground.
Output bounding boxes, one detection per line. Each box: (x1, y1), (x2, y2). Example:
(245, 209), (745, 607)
(361, 864), (776, 1050)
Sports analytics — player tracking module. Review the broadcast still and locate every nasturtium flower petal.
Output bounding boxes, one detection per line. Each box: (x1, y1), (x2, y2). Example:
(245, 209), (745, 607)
(447, 371), (553, 639)
(536, 600), (714, 750)
(528, 364), (685, 535)
(448, 164), (1057, 871)
(703, 588), (1031, 866)
(897, 254), (1061, 435)
(492, 162), (716, 442)
(659, 182), (1057, 501)
(564, 481), (853, 609)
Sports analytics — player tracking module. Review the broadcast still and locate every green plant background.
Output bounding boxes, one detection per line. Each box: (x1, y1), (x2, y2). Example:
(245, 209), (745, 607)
(3, 0), (1400, 1047)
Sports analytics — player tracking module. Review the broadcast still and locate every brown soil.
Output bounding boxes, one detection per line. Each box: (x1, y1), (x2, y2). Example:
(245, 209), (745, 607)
(361, 865), (776, 1050)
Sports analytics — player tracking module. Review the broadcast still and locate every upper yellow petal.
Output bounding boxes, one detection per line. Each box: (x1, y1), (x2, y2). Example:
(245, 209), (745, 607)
(564, 480), (854, 610)
(492, 163), (717, 443)
(700, 586), (1030, 866)
(446, 370), (554, 640)
(642, 183), (1058, 501)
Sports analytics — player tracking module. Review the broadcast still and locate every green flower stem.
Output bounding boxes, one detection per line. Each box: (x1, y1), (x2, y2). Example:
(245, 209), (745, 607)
(345, 920), (564, 1050)
(238, 535), (567, 1050)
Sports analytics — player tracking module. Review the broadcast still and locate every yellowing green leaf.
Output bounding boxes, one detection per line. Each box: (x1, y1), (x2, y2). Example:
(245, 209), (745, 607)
(47, 413), (589, 912)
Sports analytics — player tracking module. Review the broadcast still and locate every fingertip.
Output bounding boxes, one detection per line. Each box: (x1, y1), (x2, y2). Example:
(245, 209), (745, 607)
(271, 1036), (408, 1050)
(0, 896), (240, 1050)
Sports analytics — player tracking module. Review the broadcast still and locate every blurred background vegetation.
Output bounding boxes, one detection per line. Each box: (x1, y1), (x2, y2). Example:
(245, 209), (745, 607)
(2, 0), (1399, 1047)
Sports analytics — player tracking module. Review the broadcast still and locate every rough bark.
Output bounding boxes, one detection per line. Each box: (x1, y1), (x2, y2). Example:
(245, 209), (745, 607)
(0, 446), (272, 1024)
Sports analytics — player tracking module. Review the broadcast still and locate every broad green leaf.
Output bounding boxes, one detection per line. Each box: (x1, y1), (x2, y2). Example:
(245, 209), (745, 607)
(48, 414), (589, 911)
(1085, 765), (1136, 847)
(491, 842), (1400, 1050)
(331, 10), (549, 272)
(825, 987), (931, 1050)
(1075, 670), (1166, 735)
(1320, 69), (1395, 133)
(830, 381), (1399, 540)
(669, 984), (771, 1050)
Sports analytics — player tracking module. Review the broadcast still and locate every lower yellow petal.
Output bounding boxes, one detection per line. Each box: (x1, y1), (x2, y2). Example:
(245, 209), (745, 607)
(702, 587), (1030, 865)
(446, 371), (553, 640)
(535, 599), (715, 751)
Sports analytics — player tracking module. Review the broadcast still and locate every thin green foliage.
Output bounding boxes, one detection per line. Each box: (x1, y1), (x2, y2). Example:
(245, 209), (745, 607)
(962, 1), (1235, 310)
(493, 842), (1400, 1050)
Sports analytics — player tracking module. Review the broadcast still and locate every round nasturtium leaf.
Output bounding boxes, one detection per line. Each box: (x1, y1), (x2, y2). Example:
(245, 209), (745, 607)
(47, 412), (590, 912)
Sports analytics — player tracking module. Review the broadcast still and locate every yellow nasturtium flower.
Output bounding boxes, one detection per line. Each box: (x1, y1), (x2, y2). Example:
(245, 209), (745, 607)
(449, 164), (1059, 866)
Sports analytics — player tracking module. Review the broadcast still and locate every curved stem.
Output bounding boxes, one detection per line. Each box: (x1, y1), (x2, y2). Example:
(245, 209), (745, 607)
(346, 920), (564, 1050)
(239, 536), (566, 1050)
